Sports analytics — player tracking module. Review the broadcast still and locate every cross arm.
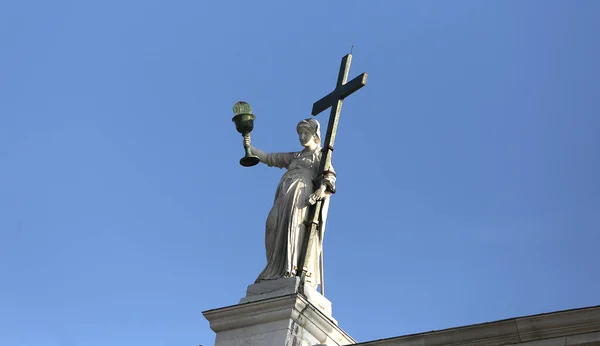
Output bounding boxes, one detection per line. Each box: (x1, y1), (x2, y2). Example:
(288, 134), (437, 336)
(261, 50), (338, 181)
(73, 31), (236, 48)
(311, 73), (368, 116)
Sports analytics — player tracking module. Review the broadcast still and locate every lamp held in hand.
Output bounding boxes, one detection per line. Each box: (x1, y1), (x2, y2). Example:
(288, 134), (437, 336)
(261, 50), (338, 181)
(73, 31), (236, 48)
(232, 101), (260, 167)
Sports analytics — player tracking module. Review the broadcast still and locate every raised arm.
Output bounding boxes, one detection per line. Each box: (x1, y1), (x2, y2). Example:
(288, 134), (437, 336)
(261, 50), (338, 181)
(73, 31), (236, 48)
(244, 137), (295, 169)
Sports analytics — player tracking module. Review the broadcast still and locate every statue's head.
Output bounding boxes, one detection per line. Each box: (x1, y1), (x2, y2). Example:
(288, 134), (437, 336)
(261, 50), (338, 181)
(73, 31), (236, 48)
(296, 118), (321, 147)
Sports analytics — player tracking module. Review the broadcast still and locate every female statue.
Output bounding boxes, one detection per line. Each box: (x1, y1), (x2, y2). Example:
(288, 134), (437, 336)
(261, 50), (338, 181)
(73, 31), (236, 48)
(246, 118), (335, 289)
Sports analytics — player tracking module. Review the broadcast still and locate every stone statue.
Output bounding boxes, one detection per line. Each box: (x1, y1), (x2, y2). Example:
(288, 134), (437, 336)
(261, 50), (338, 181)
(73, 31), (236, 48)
(244, 118), (335, 289)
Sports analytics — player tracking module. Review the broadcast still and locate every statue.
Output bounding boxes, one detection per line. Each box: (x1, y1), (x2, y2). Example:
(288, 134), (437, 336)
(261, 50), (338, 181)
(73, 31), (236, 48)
(231, 52), (367, 295)
(245, 118), (335, 289)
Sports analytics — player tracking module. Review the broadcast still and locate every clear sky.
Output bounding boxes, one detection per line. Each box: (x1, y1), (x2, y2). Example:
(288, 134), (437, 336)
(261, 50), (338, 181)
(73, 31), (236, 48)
(1, 1), (599, 345)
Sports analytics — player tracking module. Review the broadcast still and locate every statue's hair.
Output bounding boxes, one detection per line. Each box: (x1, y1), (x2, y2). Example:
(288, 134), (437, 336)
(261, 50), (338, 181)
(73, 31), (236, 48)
(296, 118), (321, 145)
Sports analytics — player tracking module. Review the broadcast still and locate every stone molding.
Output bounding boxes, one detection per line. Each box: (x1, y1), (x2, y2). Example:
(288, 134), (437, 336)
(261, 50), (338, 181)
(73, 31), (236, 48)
(239, 276), (334, 319)
(356, 305), (600, 346)
(203, 294), (355, 345)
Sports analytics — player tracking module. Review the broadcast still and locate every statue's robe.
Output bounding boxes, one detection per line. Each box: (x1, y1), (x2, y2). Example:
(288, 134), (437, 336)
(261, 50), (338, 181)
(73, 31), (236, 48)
(255, 147), (335, 288)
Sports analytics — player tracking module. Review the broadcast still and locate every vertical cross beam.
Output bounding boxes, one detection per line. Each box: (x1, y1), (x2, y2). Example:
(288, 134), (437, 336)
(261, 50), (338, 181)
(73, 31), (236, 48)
(297, 53), (367, 296)
(312, 54), (368, 183)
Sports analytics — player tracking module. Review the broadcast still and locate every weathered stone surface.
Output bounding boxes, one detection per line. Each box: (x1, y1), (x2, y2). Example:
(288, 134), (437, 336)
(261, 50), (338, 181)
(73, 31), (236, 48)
(354, 305), (600, 346)
(204, 293), (354, 346)
(516, 307), (600, 342)
(241, 277), (301, 302)
(518, 337), (566, 346)
(239, 277), (334, 319)
(566, 331), (600, 345)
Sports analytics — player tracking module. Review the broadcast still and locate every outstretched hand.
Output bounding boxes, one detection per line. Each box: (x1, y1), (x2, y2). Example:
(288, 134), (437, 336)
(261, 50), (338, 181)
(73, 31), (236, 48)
(243, 135), (251, 148)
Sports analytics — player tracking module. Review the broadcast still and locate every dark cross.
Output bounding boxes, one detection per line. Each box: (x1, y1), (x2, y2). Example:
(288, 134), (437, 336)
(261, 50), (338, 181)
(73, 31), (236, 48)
(297, 53), (367, 296)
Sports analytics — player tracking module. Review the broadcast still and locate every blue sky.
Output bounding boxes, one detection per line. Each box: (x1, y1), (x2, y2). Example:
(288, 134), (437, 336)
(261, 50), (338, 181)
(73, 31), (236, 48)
(1, 1), (599, 345)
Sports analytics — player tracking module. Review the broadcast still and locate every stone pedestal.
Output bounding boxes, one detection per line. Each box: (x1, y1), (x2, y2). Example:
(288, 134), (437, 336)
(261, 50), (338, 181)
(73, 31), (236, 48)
(202, 278), (355, 346)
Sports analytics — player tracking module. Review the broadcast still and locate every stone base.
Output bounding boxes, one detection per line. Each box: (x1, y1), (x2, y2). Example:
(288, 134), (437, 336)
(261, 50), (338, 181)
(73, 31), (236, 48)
(203, 293), (355, 346)
(239, 277), (334, 321)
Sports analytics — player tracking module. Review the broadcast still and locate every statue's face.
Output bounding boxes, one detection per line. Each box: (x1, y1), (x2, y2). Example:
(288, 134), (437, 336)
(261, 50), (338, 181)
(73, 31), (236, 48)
(298, 128), (316, 147)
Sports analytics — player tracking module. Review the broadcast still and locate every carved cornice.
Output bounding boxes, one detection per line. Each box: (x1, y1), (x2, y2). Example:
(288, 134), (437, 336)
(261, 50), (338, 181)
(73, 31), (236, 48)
(202, 294), (355, 345)
(356, 305), (600, 346)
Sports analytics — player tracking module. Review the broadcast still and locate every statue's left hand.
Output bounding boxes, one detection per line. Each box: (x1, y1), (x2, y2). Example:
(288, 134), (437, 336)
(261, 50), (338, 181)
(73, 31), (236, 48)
(307, 185), (330, 205)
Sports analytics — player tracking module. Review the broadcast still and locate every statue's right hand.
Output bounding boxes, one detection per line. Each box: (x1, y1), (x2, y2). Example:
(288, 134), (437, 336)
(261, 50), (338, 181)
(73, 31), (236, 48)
(243, 136), (251, 148)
